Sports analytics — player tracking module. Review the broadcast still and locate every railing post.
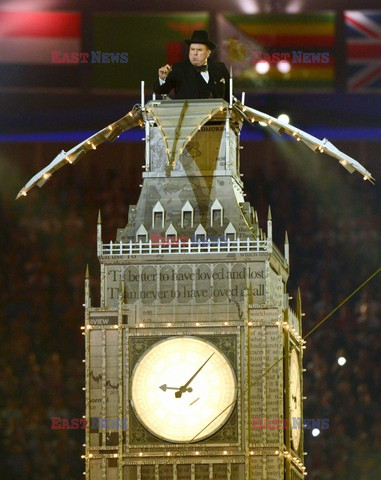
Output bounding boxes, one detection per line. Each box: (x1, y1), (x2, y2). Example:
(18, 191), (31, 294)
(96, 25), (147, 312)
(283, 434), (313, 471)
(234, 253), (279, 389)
(149, 239), (152, 254)
(267, 236), (272, 253)
(110, 240), (113, 256)
(119, 240), (122, 255)
(188, 238), (191, 253)
(178, 239), (181, 253)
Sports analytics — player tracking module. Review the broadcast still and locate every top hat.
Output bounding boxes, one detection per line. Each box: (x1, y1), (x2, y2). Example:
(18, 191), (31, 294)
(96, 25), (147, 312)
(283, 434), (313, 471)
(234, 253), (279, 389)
(185, 30), (216, 50)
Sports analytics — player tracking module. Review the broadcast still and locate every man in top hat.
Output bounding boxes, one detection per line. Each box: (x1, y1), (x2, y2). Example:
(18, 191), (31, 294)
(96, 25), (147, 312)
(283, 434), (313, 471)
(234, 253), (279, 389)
(154, 30), (230, 102)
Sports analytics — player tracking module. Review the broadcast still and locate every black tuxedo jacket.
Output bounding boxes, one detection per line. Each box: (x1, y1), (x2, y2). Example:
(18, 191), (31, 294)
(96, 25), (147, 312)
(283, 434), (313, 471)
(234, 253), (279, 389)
(153, 59), (230, 102)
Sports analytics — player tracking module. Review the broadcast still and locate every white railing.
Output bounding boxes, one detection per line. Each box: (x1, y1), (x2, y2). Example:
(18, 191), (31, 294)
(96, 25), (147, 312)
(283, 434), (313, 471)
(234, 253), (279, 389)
(101, 237), (271, 257)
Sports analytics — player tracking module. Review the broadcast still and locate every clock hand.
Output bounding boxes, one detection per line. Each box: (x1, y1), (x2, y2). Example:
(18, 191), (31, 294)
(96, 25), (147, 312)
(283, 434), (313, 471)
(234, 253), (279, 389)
(175, 352), (214, 398)
(159, 384), (192, 393)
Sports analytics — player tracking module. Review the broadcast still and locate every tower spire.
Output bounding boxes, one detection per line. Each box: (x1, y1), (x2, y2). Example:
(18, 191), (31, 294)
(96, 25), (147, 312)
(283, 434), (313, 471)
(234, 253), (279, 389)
(267, 206), (272, 242)
(284, 231), (289, 265)
(297, 288), (302, 320)
(85, 264), (91, 308)
(97, 210), (102, 257)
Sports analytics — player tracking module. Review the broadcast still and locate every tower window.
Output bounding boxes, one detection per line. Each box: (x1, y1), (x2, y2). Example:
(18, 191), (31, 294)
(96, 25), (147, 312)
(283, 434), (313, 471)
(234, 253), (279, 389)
(181, 201), (194, 228)
(211, 199), (223, 227)
(165, 223), (178, 243)
(136, 224), (148, 243)
(153, 211), (163, 228)
(194, 224), (207, 242)
(224, 222), (236, 241)
(152, 201), (165, 229)
(183, 211), (192, 227)
(212, 209), (222, 226)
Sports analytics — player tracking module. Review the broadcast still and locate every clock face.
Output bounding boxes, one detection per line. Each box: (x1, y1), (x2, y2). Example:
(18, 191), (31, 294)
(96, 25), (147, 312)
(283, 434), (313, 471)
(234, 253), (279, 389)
(290, 348), (302, 450)
(130, 336), (237, 443)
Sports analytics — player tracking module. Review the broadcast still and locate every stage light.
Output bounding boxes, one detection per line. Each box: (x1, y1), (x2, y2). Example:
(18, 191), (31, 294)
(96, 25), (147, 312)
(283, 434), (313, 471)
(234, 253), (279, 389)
(255, 60), (270, 75)
(338, 356), (346, 366)
(278, 114), (290, 124)
(312, 428), (320, 437)
(285, 0), (304, 13)
(277, 60), (291, 74)
(237, 0), (260, 14)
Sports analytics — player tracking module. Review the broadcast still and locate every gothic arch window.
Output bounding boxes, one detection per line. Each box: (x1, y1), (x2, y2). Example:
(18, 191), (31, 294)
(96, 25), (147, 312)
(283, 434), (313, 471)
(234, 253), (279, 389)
(194, 224), (207, 242)
(136, 224), (148, 243)
(152, 201), (165, 229)
(211, 199), (223, 227)
(165, 223), (178, 243)
(224, 222), (236, 241)
(181, 201), (194, 228)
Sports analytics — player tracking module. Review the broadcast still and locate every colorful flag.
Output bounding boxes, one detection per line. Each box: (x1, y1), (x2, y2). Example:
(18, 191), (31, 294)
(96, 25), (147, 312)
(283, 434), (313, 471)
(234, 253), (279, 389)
(92, 13), (209, 91)
(0, 11), (81, 90)
(345, 10), (381, 92)
(218, 13), (336, 92)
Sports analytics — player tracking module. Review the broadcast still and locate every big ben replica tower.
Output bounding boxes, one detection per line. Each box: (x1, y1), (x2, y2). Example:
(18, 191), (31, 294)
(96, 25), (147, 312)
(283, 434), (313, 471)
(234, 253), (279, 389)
(16, 72), (373, 480)
(83, 98), (306, 480)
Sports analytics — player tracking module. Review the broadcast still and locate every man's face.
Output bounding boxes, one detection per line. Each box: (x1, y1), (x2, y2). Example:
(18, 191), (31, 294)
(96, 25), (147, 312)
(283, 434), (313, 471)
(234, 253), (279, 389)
(189, 43), (211, 66)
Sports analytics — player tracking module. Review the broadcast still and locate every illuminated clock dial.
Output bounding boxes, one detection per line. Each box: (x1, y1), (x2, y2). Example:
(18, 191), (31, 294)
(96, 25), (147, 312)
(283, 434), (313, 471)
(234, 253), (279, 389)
(290, 348), (302, 450)
(131, 336), (237, 443)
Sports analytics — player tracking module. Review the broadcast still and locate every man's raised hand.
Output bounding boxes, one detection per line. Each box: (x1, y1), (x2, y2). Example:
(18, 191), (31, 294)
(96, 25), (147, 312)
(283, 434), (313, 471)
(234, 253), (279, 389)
(158, 64), (172, 80)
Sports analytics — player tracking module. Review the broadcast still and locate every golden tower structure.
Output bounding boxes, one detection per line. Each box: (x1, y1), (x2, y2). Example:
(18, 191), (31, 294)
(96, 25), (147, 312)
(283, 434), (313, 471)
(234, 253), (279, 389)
(84, 99), (305, 480)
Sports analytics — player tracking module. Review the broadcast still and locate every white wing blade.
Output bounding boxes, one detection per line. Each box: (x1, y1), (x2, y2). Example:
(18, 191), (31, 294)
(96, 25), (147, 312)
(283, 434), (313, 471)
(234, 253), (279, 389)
(16, 107), (143, 199)
(234, 103), (374, 184)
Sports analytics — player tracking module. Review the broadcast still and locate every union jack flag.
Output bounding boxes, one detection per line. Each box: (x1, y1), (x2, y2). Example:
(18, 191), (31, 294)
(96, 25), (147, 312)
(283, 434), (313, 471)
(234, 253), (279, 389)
(345, 10), (381, 92)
